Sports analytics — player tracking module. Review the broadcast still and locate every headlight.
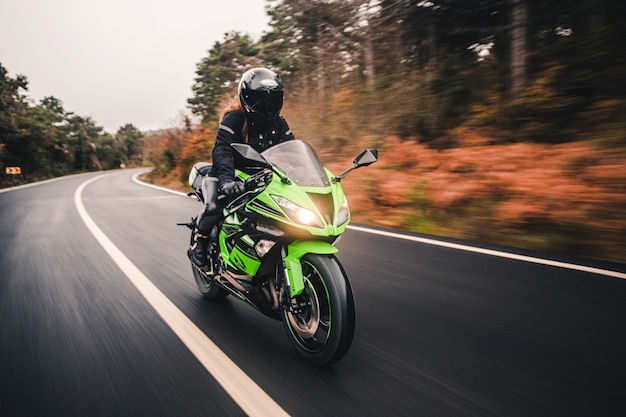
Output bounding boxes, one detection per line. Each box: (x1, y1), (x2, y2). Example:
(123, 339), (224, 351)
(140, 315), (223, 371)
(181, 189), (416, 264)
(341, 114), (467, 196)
(272, 196), (324, 228)
(337, 198), (350, 225)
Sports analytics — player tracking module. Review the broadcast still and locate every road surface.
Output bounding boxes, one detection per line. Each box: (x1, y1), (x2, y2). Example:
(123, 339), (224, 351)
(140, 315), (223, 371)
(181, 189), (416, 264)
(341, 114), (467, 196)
(1, 169), (625, 416)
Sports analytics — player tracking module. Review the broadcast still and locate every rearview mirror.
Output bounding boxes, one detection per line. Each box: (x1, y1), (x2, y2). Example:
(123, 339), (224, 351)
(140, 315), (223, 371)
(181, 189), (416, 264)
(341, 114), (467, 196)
(231, 143), (270, 171)
(334, 148), (378, 182)
(353, 149), (378, 168)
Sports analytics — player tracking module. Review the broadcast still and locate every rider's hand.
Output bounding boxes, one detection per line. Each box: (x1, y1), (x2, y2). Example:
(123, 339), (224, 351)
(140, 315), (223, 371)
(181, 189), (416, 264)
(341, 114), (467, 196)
(219, 180), (246, 201)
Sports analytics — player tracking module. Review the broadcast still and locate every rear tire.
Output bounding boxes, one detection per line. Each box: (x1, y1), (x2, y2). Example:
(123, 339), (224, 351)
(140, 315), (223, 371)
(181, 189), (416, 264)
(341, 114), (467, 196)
(191, 264), (228, 299)
(189, 228), (228, 300)
(282, 254), (355, 366)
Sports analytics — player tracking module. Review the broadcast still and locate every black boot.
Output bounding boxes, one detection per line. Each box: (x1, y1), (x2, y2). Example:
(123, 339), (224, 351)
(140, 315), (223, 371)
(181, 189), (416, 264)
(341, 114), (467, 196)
(188, 229), (209, 267)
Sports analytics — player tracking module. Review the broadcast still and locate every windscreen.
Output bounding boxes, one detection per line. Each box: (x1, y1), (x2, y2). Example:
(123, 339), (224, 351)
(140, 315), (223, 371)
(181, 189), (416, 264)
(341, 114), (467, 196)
(262, 140), (330, 187)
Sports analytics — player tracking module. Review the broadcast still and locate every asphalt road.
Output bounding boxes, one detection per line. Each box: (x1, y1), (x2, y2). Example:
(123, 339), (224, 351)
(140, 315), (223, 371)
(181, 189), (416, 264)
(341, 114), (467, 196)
(1, 168), (625, 417)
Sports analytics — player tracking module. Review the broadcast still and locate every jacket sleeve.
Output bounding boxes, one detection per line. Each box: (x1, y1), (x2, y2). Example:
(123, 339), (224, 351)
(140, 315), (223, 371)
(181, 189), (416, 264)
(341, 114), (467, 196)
(278, 116), (295, 142)
(212, 111), (245, 185)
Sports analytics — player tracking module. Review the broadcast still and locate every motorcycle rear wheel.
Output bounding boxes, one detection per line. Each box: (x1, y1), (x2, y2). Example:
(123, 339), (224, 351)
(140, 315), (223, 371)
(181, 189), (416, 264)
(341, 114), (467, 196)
(192, 264), (228, 299)
(189, 229), (228, 300)
(282, 254), (355, 366)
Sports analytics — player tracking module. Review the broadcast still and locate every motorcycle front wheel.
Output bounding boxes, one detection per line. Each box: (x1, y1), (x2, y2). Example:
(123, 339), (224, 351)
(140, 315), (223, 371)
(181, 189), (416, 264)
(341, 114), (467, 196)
(282, 254), (356, 366)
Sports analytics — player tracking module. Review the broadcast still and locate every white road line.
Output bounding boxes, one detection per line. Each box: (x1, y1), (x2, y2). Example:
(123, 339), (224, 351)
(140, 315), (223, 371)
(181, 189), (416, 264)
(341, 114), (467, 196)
(347, 225), (626, 280)
(75, 173), (290, 417)
(130, 170), (626, 280)
(131, 171), (188, 196)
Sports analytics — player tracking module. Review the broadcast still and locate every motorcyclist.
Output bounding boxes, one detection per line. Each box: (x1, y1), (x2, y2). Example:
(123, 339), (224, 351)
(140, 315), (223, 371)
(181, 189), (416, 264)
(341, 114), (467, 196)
(188, 67), (295, 268)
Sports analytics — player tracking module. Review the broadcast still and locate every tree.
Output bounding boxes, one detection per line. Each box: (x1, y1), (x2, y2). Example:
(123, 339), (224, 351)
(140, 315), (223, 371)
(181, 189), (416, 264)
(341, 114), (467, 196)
(95, 132), (125, 170)
(510, 0), (528, 95)
(188, 32), (261, 121)
(0, 63), (29, 170)
(1, 62), (149, 186)
(115, 123), (144, 165)
(66, 115), (106, 171)
(265, 0), (362, 98)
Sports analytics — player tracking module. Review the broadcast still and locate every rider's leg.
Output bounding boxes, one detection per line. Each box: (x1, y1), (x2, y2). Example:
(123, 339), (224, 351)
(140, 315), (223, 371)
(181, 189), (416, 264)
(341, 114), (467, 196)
(188, 176), (220, 268)
(189, 211), (218, 267)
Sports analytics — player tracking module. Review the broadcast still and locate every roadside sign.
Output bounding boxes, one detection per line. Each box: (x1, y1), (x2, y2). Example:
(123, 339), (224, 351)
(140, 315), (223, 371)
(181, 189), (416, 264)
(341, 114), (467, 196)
(5, 167), (21, 175)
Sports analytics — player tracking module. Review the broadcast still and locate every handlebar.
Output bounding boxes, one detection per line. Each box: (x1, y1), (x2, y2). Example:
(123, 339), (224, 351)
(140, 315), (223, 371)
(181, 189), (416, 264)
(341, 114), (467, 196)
(218, 168), (273, 203)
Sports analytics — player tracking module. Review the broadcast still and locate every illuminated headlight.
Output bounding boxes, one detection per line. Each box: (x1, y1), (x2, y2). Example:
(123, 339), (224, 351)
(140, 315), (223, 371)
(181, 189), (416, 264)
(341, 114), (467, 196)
(255, 239), (276, 257)
(272, 196), (324, 228)
(336, 198), (350, 225)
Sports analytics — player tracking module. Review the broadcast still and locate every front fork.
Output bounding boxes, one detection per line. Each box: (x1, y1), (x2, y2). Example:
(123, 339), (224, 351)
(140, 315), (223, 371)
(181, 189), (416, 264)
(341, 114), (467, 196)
(280, 241), (339, 313)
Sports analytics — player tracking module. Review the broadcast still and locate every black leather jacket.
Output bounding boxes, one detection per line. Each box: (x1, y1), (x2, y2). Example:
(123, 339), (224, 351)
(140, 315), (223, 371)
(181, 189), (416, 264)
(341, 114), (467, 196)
(212, 111), (294, 184)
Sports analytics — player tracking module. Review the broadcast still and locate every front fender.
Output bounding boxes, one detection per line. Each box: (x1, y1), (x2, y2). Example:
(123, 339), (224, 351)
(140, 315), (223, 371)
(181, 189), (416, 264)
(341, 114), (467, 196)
(284, 241), (338, 296)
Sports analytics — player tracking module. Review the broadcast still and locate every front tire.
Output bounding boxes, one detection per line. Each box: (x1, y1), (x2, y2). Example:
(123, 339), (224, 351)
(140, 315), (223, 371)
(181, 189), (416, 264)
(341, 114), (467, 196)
(282, 254), (355, 366)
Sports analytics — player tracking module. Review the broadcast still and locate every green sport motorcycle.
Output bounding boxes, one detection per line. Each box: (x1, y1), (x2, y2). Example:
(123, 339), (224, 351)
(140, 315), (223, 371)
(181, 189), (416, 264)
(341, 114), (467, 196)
(182, 140), (377, 366)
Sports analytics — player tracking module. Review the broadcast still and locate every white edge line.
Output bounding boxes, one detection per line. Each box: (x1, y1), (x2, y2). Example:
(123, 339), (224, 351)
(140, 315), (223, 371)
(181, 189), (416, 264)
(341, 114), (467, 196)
(130, 171), (626, 280)
(131, 170), (188, 197)
(346, 225), (626, 280)
(75, 173), (290, 417)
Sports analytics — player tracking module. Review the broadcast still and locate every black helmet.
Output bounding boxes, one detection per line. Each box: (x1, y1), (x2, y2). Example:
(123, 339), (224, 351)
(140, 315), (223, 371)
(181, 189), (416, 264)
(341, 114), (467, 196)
(238, 67), (284, 121)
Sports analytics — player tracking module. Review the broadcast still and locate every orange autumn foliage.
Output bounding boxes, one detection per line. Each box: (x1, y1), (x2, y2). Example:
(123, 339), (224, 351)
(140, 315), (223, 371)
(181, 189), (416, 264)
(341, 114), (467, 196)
(146, 124), (626, 263)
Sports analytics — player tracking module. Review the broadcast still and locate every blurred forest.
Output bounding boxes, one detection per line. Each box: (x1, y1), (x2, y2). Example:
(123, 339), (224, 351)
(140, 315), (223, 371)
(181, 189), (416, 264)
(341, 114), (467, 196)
(3, 0), (625, 262)
(146, 0), (626, 263)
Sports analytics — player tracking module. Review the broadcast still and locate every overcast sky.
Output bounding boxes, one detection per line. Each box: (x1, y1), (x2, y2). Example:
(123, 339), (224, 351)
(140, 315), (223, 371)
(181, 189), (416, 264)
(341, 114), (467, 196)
(0, 0), (270, 133)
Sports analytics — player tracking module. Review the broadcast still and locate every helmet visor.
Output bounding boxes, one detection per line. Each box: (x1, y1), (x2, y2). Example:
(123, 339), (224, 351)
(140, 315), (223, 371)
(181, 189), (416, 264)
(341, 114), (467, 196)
(245, 90), (284, 119)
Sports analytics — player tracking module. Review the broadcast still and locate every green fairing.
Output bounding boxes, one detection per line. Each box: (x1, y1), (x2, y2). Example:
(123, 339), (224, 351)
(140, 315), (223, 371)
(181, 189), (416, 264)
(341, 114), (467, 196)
(219, 141), (349, 280)
(218, 215), (263, 275)
(284, 241), (338, 296)
(248, 177), (348, 237)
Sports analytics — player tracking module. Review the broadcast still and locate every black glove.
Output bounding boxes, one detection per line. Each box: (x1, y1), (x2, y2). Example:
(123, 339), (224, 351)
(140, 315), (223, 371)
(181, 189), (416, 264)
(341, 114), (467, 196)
(219, 180), (246, 201)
